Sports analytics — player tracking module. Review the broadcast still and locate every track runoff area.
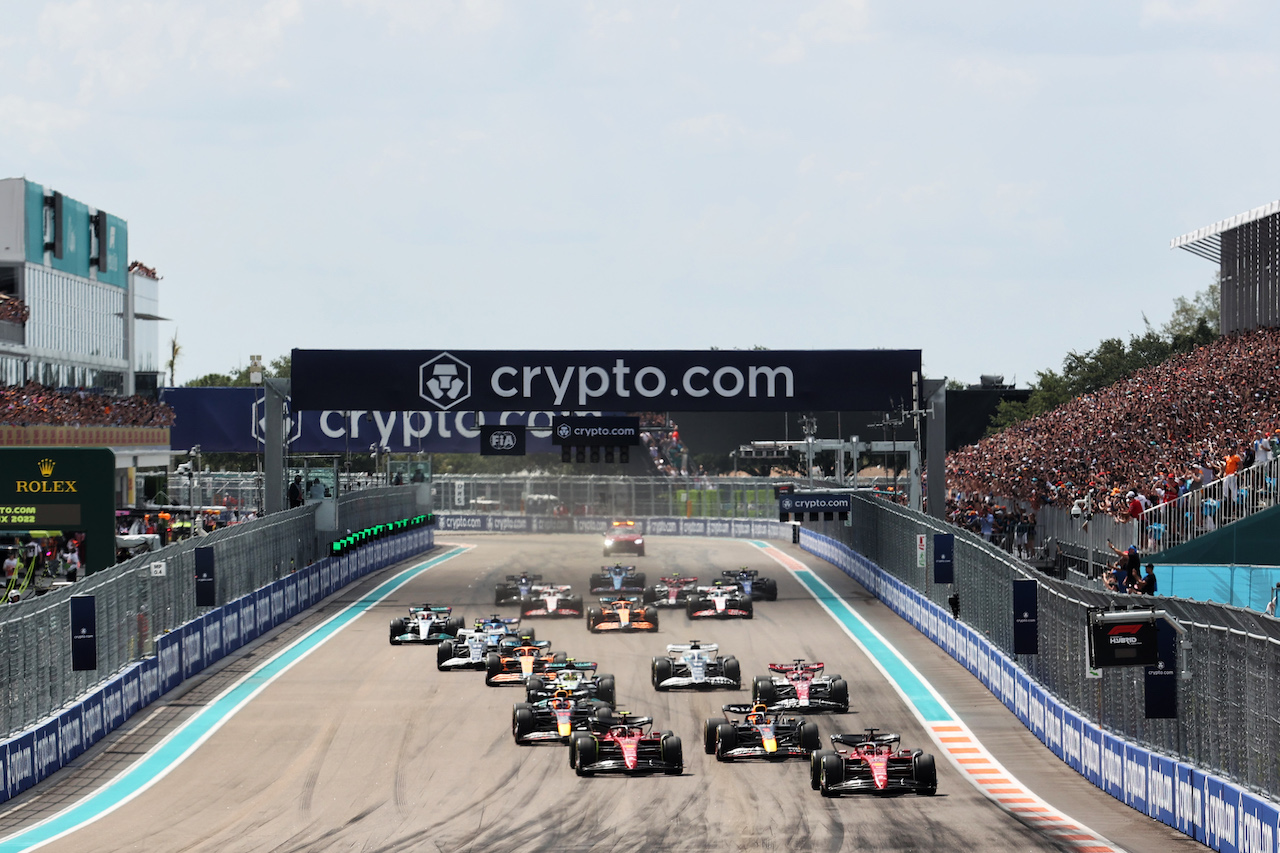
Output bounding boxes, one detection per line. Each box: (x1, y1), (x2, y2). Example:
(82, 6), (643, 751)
(0, 535), (1189, 853)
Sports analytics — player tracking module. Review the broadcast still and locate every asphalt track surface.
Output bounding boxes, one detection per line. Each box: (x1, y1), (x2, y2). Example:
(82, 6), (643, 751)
(0, 535), (1199, 853)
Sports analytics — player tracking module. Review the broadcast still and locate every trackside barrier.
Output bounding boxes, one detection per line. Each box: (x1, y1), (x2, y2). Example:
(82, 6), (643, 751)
(800, 529), (1279, 853)
(0, 525), (434, 805)
(433, 514), (792, 539)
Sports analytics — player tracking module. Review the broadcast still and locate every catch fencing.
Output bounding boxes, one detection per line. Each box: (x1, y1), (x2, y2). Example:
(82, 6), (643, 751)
(812, 494), (1280, 804)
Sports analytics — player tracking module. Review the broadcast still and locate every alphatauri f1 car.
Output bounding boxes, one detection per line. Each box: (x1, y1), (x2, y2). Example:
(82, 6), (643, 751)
(704, 704), (820, 761)
(651, 641), (740, 690)
(811, 729), (937, 797)
(721, 567), (778, 601)
(495, 572), (543, 605)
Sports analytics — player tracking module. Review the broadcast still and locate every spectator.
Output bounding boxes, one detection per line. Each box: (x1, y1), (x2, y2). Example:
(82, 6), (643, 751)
(0, 381), (174, 427)
(1134, 563), (1158, 595)
(288, 475), (304, 508)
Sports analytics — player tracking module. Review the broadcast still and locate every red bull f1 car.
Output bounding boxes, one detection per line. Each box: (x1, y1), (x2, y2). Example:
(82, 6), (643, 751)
(526, 663), (616, 707)
(569, 713), (683, 776)
(602, 520), (645, 557)
(586, 597), (660, 633)
(704, 704), (820, 761)
(512, 692), (614, 745)
(739, 660), (848, 713)
(721, 567), (778, 601)
(811, 729), (937, 797)
(389, 604), (465, 645)
(651, 641), (741, 690)
(589, 563), (647, 594)
(519, 584), (585, 618)
(485, 641), (569, 686)
(685, 582), (753, 620)
(643, 574), (699, 608)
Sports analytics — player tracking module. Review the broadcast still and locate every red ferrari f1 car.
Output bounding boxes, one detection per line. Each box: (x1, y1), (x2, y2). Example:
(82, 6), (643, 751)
(810, 728), (937, 796)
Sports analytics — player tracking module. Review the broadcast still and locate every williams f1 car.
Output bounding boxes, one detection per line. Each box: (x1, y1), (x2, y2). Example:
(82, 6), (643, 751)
(512, 692), (614, 745)
(519, 584), (584, 618)
(526, 662), (616, 707)
(643, 574), (699, 608)
(569, 713), (683, 776)
(733, 660), (848, 713)
(485, 641), (569, 686)
(811, 728), (937, 796)
(586, 597), (659, 633)
(722, 568), (778, 601)
(651, 641), (740, 690)
(389, 604), (465, 645)
(602, 520), (645, 557)
(435, 617), (534, 671)
(704, 703), (820, 761)
(589, 563), (647, 594)
(685, 582), (753, 620)
(495, 572), (543, 605)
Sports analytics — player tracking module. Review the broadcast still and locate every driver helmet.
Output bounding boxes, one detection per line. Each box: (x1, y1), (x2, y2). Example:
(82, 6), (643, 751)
(747, 702), (768, 724)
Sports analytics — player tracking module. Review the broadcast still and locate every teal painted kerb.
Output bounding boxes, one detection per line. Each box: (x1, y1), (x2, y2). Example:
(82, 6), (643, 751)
(748, 540), (952, 723)
(0, 546), (466, 853)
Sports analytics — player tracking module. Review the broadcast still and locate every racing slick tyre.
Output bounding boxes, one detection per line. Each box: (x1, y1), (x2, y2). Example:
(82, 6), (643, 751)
(485, 652), (503, 681)
(715, 723), (738, 761)
(526, 676), (547, 695)
(445, 614), (465, 636)
(494, 586), (510, 606)
(436, 641), (455, 671)
(652, 657), (674, 690)
(512, 704), (535, 742)
(661, 735), (683, 775)
(573, 736), (598, 776)
(703, 718), (728, 754)
(762, 578), (778, 601)
(724, 657), (741, 688)
(753, 677), (778, 706)
(742, 600), (754, 620)
(586, 608), (601, 633)
(829, 678), (849, 712)
(597, 674), (616, 706)
(633, 572), (647, 587)
(589, 573), (608, 591)
(820, 753), (845, 797)
(644, 608), (659, 630)
(642, 585), (659, 604)
(552, 652), (568, 663)
(389, 618), (407, 645)
(567, 596), (584, 615)
(685, 599), (704, 619)
(811, 749), (837, 790)
(799, 721), (821, 753)
(913, 753), (937, 795)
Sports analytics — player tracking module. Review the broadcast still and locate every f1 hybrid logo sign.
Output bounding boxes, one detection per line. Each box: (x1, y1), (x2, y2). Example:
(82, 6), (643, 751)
(291, 349), (922, 414)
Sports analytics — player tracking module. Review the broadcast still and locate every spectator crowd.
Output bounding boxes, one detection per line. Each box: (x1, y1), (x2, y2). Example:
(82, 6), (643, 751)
(947, 326), (1280, 521)
(0, 382), (174, 427)
(0, 296), (29, 324)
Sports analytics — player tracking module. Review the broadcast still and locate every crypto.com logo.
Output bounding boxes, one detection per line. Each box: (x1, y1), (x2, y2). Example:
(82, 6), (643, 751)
(251, 395), (303, 446)
(419, 352), (472, 410)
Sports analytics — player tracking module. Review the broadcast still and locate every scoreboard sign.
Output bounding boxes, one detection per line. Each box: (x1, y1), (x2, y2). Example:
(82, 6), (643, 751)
(0, 448), (115, 575)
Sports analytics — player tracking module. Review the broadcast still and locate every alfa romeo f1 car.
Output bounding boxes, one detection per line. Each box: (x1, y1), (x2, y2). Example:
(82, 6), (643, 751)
(512, 692), (614, 745)
(586, 597), (659, 633)
(569, 713), (683, 776)
(388, 604), (465, 645)
(519, 584), (585, 618)
(485, 641), (569, 686)
(602, 520), (645, 557)
(685, 583), (753, 620)
(643, 573), (699, 608)
(589, 563), (647, 594)
(435, 617), (534, 671)
(722, 568), (778, 601)
(704, 704), (820, 761)
(811, 729), (937, 797)
(736, 660), (848, 713)
(495, 572), (543, 605)
(651, 641), (741, 690)
(527, 663), (616, 707)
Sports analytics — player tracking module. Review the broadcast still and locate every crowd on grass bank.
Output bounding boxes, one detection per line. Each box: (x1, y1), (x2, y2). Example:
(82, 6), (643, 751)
(0, 296), (29, 324)
(0, 382), (174, 427)
(946, 326), (1280, 522)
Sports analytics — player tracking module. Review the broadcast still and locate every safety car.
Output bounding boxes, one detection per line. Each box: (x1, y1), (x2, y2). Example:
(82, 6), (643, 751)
(810, 728), (937, 797)
(602, 520), (645, 557)
(651, 641), (740, 690)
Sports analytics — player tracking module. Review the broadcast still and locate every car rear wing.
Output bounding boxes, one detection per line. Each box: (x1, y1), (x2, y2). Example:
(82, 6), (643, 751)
(544, 660), (597, 673)
(768, 661), (824, 674)
(659, 576), (698, 585)
(600, 565), (638, 572)
(722, 569), (759, 579)
(666, 642), (719, 656)
(832, 732), (900, 748)
(598, 596), (641, 604)
(504, 574), (543, 582)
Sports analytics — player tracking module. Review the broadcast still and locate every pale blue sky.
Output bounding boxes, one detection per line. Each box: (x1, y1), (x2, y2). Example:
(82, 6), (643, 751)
(2, 0), (1273, 387)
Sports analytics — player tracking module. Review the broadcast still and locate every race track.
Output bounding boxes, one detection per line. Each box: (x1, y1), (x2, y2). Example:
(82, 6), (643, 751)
(0, 535), (1197, 853)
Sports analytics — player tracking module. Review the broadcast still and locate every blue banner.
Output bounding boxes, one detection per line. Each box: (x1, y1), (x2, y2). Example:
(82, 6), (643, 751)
(202, 611), (224, 664)
(7, 731), (35, 797)
(181, 620), (205, 680)
(57, 706), (83, 766)
(156, 631), (182, 696)
(1012, 578), (1038, 655)
(933, 533), (954, 584)
(70, 595), (98, 671)
(1145, 621), (1179, 719)
(82, 689), (105, 749)
(33, 720), (59, 785)
(1102, 733), (1126, 800)
(1149, 754), (1177, 825)
(103, 679), (125, 736)
(222, 600), (241, 655)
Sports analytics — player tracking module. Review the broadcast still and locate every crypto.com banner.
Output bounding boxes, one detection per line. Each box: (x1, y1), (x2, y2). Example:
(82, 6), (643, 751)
(161, 387), (583, 454)
(291, 349), (921, 413)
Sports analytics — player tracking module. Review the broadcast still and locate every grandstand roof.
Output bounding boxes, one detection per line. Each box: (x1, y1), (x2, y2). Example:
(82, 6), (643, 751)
(1171, 199), (1280, 263)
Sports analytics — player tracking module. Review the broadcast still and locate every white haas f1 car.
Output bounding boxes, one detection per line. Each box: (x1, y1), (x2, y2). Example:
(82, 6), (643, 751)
(811, 729), (937, 797)
(589, 564), (647, 594)
(651, 641), (741, 691)
(643, 574), (699, 608)
(520, 584), (585, 618)
(527, 663), (616, 707)
(495, 572), (543, 606)
(512, 692), (613, 745)
(685, 582), (753, 620)
(722, 568), (778, 601)
(730, 660), (848, 713)
(570, 713), (683, 777)
(389, 604), (464, 645)
(704, 703), (820, 761)
(435, 617), (534, 671)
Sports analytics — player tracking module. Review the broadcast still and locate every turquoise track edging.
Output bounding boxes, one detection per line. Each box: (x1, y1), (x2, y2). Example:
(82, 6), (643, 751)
(0, 546), (468, 853)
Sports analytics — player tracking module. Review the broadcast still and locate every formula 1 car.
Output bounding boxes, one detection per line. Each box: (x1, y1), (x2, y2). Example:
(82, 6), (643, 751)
(389, 604), (465, 645)
(586, 597), (660, 633)
(569, 713), (683, 776)
(651, 641), (740, 690)
(602, 520), (645, 557)
(811, 729), (937, 797)
(495, 572), (543, 605)
(485, 640), (569, 686)
(704, 703), (820, 761)
(721, 567), (778, 601)
(589, 563), (647, 594)
(519, 584), (585, 618)
(643, 573), (699, 608)
(512, 692), (614, 745)
(732, 660), (848, 713)
(435, 617), (535, 671)
(527, 663), (616, 707)
(685, 582), (753, 620)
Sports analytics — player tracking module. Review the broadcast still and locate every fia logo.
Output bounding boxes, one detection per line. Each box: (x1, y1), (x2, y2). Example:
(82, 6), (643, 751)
(419, 352), (472, 410)
(489, 430), (517, 451)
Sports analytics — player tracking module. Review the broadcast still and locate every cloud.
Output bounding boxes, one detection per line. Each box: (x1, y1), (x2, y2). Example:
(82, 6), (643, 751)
(950, 56), (1038, 98)
(346, 0), (506, 34)
(766, 0), (871, 65)
(672, 112), (745, 143)
(1141, 0), (1238, 24)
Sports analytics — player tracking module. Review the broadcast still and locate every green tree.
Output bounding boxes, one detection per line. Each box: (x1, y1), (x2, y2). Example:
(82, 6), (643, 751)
(1164, 281), (1219, 339)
